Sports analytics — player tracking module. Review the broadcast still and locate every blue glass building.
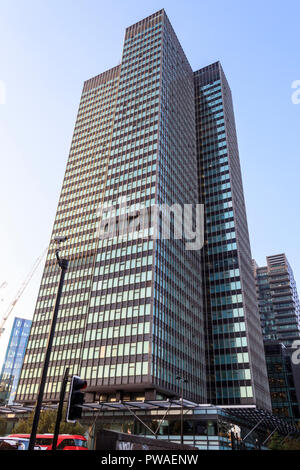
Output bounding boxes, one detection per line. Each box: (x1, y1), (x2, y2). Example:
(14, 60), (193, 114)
(0, 317), (32, 404)
(194, 63), (271, 410)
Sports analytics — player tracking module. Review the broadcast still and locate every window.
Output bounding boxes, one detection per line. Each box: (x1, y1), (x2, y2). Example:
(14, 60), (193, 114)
(57, 438), (75, 450)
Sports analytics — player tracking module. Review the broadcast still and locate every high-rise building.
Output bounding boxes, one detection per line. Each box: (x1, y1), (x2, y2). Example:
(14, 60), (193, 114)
(16, 9), (205, 404)
(253, 254), (300, 421)
(16, 10), (270, 410)
(253, 253), (300, 346)
(0, 317), (31, 405)
(194, 62), (271, 410)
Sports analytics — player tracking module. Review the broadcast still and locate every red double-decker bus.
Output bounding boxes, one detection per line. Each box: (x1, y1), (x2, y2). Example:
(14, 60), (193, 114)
(8, 434), (88, 450)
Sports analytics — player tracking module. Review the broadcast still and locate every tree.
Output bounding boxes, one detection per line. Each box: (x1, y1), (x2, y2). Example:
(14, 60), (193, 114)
(282, 438), (300, 450)
(268, 432), (284, 450)
(268, 431), (300, 450)
(12, 407), (87, 435)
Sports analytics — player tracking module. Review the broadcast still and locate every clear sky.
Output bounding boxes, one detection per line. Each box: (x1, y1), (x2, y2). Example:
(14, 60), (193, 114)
(0, 0), (299, 368)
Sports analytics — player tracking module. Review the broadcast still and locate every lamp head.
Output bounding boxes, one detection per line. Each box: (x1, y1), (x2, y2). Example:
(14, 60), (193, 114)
(54, 236), (67, 244)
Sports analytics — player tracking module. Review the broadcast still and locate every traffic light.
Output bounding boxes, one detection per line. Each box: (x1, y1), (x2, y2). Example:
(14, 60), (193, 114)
(66, 375), (87, 423)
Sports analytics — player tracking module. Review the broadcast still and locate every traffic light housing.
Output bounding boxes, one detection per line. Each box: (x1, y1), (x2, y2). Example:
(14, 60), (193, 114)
(66, 375), (87, 423)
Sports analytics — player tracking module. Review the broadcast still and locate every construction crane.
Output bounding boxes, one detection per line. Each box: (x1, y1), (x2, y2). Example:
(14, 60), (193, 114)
(0, 247), (48, 338)
(0, 282), (7, 307)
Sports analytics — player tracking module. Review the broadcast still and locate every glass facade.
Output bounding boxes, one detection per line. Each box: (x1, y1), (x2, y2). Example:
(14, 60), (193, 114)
(264, 341), (300, 423)
(91, 405), (280, 450)
(152, 13), (205, 401)
(194, 63), (271, 409)
(0, 317), (32, 405)
(253, 254), (300, 346)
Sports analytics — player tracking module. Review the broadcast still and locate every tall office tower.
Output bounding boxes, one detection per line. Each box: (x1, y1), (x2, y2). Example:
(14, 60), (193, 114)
(253, 254), (300, 346)
(16, 10), (206, 404)
(194, 62), (271, 409)
(0, 317), (31, 405)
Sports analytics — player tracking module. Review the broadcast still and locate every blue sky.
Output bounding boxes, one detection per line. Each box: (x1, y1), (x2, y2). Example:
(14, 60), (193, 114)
(0, 0), (299, 366)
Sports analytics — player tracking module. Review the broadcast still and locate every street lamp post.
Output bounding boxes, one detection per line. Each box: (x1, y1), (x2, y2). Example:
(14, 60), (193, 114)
(28, 239), (68, 450)
(52, 367), (70, 451)
(176, 376), (188, 446)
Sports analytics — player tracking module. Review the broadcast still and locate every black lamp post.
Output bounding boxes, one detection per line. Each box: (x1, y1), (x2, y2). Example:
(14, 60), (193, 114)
(28, 237), (68, 450)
